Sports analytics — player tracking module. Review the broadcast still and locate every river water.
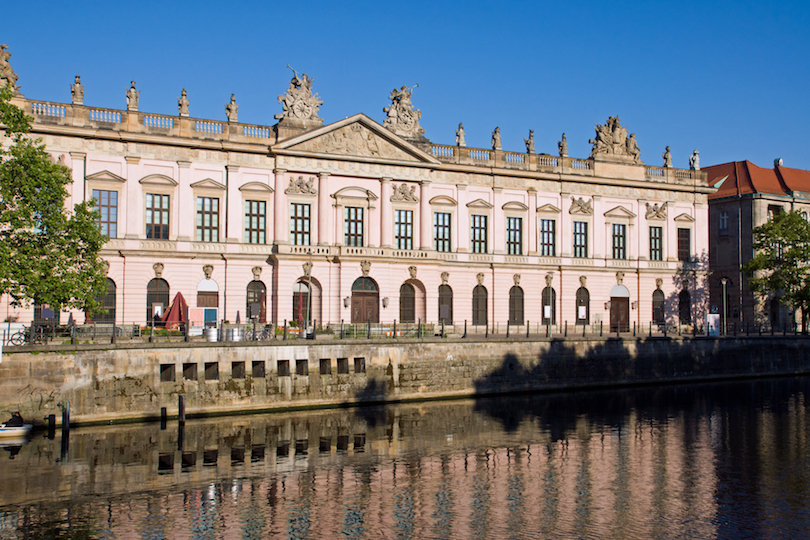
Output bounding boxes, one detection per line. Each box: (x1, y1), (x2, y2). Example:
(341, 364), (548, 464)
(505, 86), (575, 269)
(0, 376), (809, 539)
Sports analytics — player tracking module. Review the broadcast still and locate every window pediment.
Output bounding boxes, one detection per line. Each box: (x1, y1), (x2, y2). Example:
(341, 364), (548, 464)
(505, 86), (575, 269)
(674, 212), (696, 223)
(503, 201), (529, 212)
(536, 203), (560, 214)
(604, 205), (637, 219)
(139, 174), (178, 186)
(333, 186), (378, 208)
(429, 195), (457, 206)
(467, 198), (494, 209)
(190, 178), (226, 190)
(238, 182), (274, 193)
(86, 170), (126, 183)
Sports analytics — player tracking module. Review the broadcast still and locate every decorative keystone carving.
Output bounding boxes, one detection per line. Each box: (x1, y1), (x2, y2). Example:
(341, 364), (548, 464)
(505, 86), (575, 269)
(361, 260), (371, 277)
(276, 65), (323, 123)
(616, 271), (624, 285)
(391, 183), (418, 203)
(178, 89), (189, 117)
(545, 273), (553, 287)
(252, 266), (262, 281)
(226, 94), (238, 122)
(153, 262), (164, 279)
(513, 274), (521, 286)
(285, 176), (317, 195)
(408, 266), (417, 279)
(303, 261), (312, 277)
(589, 116), (641, 164)
(71, 75), (83, 105)
(0, 44), (22, 97)
(580, 276), (587, 287)
(126, 81), (139, 112)
(656, 278), (663, 289)
(645, 202), (667, 220)
(477, 273), (485, 285)
(441, 272), (449, 285)
(569, 196), (594, 215)
(102, 260), (110, 275)
(203, 265), (214, 279)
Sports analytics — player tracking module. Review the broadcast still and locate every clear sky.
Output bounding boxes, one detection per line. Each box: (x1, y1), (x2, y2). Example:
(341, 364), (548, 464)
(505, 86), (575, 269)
(5, 0), (810, 170)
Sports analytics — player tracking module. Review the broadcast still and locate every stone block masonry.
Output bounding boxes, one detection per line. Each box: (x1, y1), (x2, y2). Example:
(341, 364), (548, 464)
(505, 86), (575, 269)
(1, 337), (808, 425)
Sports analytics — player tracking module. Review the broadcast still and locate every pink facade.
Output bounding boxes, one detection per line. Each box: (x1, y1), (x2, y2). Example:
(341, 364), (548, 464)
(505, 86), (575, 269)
(1, 92), (712, 331)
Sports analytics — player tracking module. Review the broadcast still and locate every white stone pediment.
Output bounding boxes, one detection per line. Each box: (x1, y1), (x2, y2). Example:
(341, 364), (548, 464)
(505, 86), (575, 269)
(86, 170), (126, 183)
(273, 114), (440, 165)
(139, 174), (177, 186)
(467, 198), (494, 209)
(536, 203), (561, 214)
(333, 186), (378, 208)
(429, 195), (457, 206)
(190, 178), (226, 190)
(604, 205), (637, 219)
(503, 201), (529, 211)
(239, 182), (274, 193)
(674, 212), (696, 222)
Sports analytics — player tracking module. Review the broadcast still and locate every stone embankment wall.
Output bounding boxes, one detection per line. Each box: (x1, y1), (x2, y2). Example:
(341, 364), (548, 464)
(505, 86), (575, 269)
(1, 336), (807, 424)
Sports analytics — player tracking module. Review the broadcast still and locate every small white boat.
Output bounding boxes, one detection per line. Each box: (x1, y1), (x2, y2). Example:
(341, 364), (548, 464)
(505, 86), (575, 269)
(0, 423), (32, 438)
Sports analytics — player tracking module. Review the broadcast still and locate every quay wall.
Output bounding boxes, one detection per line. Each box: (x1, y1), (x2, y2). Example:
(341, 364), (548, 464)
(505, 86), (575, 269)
(1, 336), (808, 424)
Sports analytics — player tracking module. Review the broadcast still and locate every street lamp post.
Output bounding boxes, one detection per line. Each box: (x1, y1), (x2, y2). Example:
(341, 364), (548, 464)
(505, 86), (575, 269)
(720, 277), (728, 336)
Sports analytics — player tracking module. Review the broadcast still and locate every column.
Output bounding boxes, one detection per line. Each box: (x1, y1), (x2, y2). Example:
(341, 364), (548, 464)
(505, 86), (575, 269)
(420, 180), (432, 250)
(381, 178), (393, 248)
(274, 169), (288, 244)
(125, 156), (142, 240)
(318, 172), (330, 245)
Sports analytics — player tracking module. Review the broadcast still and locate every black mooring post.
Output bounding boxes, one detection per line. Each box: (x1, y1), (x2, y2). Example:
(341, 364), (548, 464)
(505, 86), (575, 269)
(526, 320), (530, 339)
(506, 321), (510, 338)
(178, 423), (185, 452)
(341, 320), (344, 339)
(633, 322), (636, 337)
(367, 321), (371, 339)
(649, 321), (652, 338)
(441, 320), (445, 338)
(178, 395), (185, 425)
(485, 324), (488, 339)
(111, 324), (116, 345)
(463, 320), (467, 338)
(70, 324), (76, 345)
(583, 323), (586, 338)
(564, 321), (568, 337)
(283, 320), (287, 341)
(393, 320), (397, 338)
(600, 321), (603, 337)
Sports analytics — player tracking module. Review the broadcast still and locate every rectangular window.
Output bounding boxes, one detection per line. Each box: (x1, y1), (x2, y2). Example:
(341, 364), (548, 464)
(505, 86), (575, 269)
(612, 224), (627, 259)
(678, 228), (691, 261)
(196, 197), (219, 242)
(395, 209), (413, 250)
(506, 217), (523, 255)
(92, 189), (118, 238)
(650, 226), (663, 261)
(471, 215), (488, 253)
(540, 219), (556, 257)
(573, 221), (588, 258)
(290, 203), (311, 246)
(434, 212), (451, 252)
(344, 207), (364, 246)
(244, 200), (266, 244)
(146, 193), (170, 240)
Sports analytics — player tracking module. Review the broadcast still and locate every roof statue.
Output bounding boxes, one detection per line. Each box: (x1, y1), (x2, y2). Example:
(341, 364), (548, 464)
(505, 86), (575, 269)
(492, 127), (501, 150)
(178, 89), (189, 117)
(689, 149), (700, 171)
(225, 94), (238, 122)
(276, 65), (323, 124)
(0, 44), (22, 97)
(456, 122), (466, 147)
(589, 116), (642, 164)
(662, 146), (672, 168)
(383, 84), (426, 140)
(126, 81), (139, 111)
(558, 133), (568, 157)
(524, 130), (535, 154)
(71, 75), (83, 105)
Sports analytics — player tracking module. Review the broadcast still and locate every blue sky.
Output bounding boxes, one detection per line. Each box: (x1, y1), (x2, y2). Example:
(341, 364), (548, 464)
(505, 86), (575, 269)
(5, 0), (810, 170)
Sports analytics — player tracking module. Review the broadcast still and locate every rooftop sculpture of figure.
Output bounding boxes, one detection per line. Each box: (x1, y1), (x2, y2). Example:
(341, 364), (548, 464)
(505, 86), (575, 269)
(524, 130), (535, 154)
(71, 75), (83, 106)
(276, 65), (323, 123)
(456, 122), (466, 147)
(0, 44), (22, 96)
(662, 146), (672, 168)
(558, 133), (568, 157)
(226, 94), (238, 122)
(178, 89), (190, 117)
(492, 127), (502, 150)
(626, 133), (641, 163)
(689, 149), (700, 171)
(384, 84), (424, 139)
(126, 81), (139, 111)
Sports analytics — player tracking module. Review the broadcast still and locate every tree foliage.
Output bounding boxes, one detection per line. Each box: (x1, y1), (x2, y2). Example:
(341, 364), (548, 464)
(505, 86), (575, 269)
(743, 210), (810, 328)
(0, 85), (107, 312)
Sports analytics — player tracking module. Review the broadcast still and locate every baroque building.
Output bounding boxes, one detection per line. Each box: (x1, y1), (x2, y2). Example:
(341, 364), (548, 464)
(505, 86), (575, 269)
(704, 160), (810, 329)
(1, 53), (711, 331)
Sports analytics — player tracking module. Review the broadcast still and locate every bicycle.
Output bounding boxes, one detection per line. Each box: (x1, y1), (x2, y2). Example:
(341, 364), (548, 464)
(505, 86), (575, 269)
(8, 325), (46, 346)
(245, 324), (274, 341)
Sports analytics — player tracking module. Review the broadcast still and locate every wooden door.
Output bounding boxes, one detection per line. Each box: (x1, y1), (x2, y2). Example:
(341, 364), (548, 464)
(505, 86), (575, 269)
(352, 293), (379, 323)
(610, 297), (629, 332)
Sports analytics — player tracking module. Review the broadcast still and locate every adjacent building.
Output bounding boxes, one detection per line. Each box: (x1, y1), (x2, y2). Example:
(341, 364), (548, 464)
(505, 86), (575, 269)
(1, 52), (712, 331)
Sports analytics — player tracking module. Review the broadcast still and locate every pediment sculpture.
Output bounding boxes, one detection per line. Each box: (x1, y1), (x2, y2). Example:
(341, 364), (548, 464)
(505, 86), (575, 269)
(589, 116), (642, 164)
(569, 196), (594, 215)
(276, 66), (323, 124)
(292, 123), (414, 161)
(0, 44), (22, 97)
(391, 183), (418, 203)
(384, 84), (426, 140)
(645, 202), (667, 220)
(285, 176), (317, 195)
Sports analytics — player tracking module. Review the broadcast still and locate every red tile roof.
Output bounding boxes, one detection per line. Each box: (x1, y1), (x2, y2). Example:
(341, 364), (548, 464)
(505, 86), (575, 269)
(705, 161), (810, 199)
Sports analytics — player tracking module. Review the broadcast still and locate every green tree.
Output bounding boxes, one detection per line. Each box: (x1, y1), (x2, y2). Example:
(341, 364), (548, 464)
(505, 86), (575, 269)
(0, 85), (107, 315)
(743, 210), (810, 331)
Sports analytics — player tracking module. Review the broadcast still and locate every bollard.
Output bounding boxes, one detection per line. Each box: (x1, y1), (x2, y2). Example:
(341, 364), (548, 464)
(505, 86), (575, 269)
(441, 320), (445, 338)
(583, 323), (586, 337)
(177, 423), (185, 452)
(111, 324), (116, 345)
(600, 321), (603, 337)
(393, 320), (397, 338)
(178, 395), (186, 425)
(70, 325), (76, 345)
(527, 320), (530, 339)
(419, 318), (422, 338)
(367, 321), (371, 339)
(464, 320), (467, 339)
(341, 320), (344, 339)
(506, 321), (509, 338)
(649, 321), (652, 338)
(564, 321), (568, 337)
(633, 321), (636, 337)
(546, 324), (550, 338)
(160, 407), (167, 430)
(283, 320), (287, 341)
(485, 324), (488, 339)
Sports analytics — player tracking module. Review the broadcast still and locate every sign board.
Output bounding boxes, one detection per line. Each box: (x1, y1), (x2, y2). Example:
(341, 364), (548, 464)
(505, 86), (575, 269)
(152, 303), (163, 318)
(578, 306), (587, 320)
(544, 305), (551, 319)
(440, 305), (450, 319)
(706, 314), (720, 337)
(42, 308), (55, 319)
(250, 302), (261, 319)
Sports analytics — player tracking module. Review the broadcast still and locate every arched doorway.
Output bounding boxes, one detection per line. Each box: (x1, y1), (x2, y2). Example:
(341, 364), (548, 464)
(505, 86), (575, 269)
(87, 278), (116, 323)
(472, 285), (488, 326)
(146, 278), (169, 325)
(438, 284), (453, 325)
(652, 289), (665, 325)
(246, 280), (267, 323)
(576, 287), (589, 325)
(509, 286), (524, 325)
(351, 277), (379, 324)
(542, 286), (556, 325)
(679, 289), (691, 325)
(610, 284), (630, 332)
(197, 279), (219, 308)
(293, 278), (322, 326)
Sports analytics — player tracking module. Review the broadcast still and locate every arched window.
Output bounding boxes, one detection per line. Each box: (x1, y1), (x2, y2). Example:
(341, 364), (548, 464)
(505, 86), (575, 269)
(678, 289), (691, 325)
(472, 285), (488, 326)
(542, 286), (556, 325)
(87, 278), (116, 323)
(509, 286), (524, 325)
(146, 278), (170, 325)
(400, 283), (415, 323)
(246, 281), (267, 323)
(351, 277), (379, 324)
(438, 284), (453, 325)
(575, 287), (589, 325)
(652, 289), (665, 325)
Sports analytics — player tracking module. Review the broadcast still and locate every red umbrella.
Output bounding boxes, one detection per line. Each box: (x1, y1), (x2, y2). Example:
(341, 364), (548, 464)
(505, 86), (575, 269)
(162, 292), (189, 330)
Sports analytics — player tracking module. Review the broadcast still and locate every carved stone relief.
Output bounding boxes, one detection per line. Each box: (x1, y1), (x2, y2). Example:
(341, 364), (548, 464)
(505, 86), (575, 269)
(545, 273), (553, 287)
(291, 123), (415, 161)
(616, 271), (624, 285)
(579, 275), (587, 287)
(441, 272), (449, 284)
(645, 202), (667, 220)
(285, 176), (317, 195)
(513, 274), (521, 286)
(153, 262), (164, 279)
(203, 264), (214, 279)
(477, 273), (485, 285)
(408, 266), (417, 279)
(383, 84), (425, 139)
(361, 260), (371, 277)
(276, 66), (323, 123)
(252, 266), (262, 281)
(569, 196), (594, 215)
(391, 183), (418, 203)
(656, 278), (663, 289)
(302, 261), (313, 276)
(589, 116), (642, 164)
